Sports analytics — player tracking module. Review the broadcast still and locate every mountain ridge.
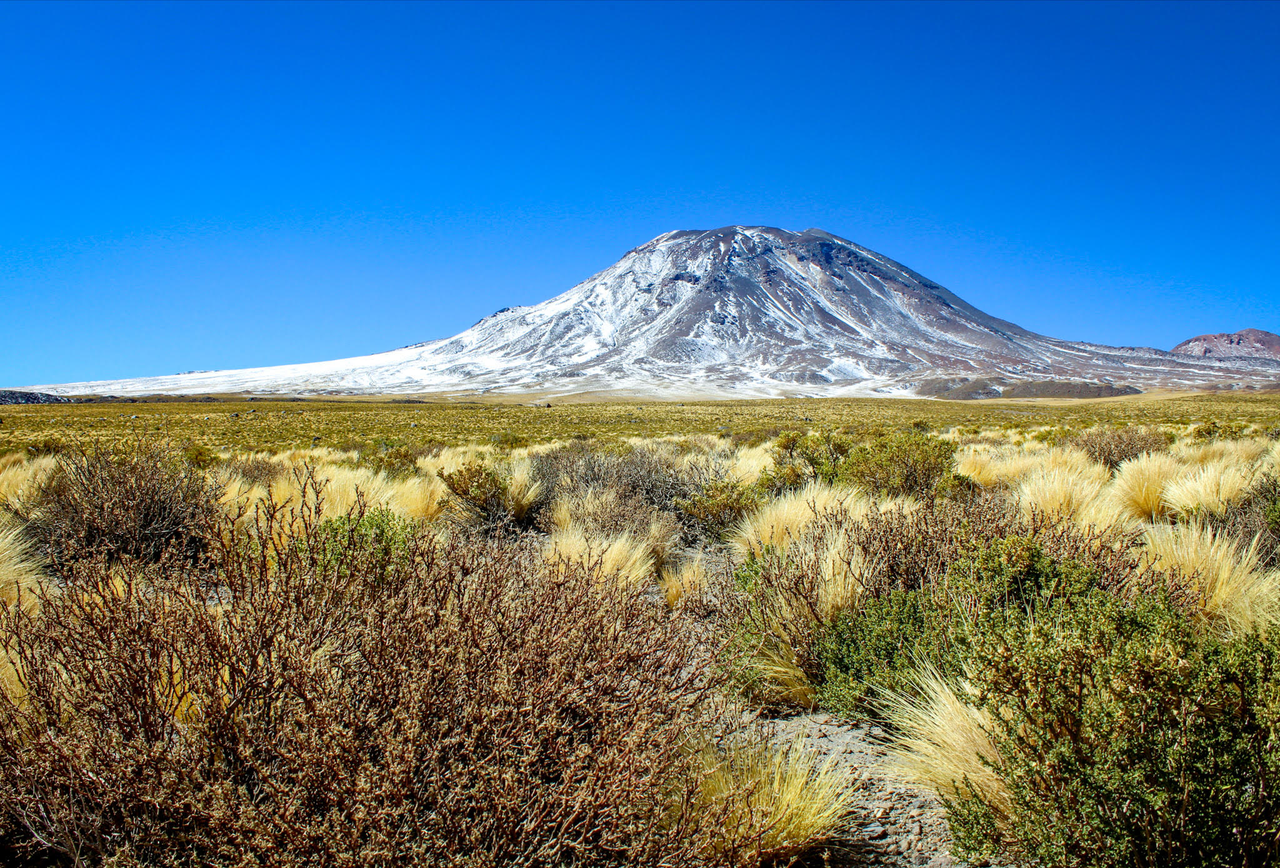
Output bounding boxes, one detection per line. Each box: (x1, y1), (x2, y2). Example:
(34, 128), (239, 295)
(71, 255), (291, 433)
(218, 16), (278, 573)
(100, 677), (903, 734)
(20, 226), (1280, 399)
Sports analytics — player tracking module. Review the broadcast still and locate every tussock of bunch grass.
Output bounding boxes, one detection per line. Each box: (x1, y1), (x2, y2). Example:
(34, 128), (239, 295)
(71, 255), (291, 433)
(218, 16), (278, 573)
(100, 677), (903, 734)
(545, 525), (654, 591)
(1143, 523), (1280, 634)
(1110, 452), (1185, 522)
(730, 482), (865, 559)
(1163, 460), (1258, 518)
(1017, 467), (1106, 522)
(700, 735), (853, 860)
(1174, 438), (1270, 467)
(881, 662), (1013, 833)
(954, 448), (1042, 488)
(0, 454), (57, 511)
(733, 632), (818, 711)
(0, 520), (42, 615)
(661, 555), (708, 608)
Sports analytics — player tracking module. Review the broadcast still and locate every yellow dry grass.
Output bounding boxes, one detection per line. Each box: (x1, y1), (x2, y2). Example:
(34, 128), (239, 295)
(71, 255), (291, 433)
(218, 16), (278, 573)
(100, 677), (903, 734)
(700, 734), (854, 860)
(544, 525), (654, 591)
(1143, 523), (1280, 635)
(0, 519), (42, 615)
(660, 555), (708, 608)
(729, 482), (866, 559)
(0, 455), (57, 511)
(882, 662), (1013, 833)
(1163, 460), (1259, 519)
(738, 632), (817, 711)
(1109, 452), (1185, 522)
(1017, 467), (1106, 522)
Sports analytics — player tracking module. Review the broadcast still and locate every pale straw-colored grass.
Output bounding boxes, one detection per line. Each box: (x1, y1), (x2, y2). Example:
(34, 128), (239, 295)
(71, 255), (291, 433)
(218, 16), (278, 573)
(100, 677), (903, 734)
(1143, 523), (1280, 635)
(700, 735), (854, 860)
(0, 455), (57, 511)
(730, 482), (867, 559)
(1109, 452), (1185, 522)
(388, 474), (449, 521)
(0, 519), (43, 615)
(881, 662), (1013, 833)
(660, 555), (708, 608)
(544, 525), (654, 591)
(1163, 460), (1259, 518)
(1173, 438), (1269, 468)
(954, 448), (1041, 488)
(1018, 467), (1106, 522)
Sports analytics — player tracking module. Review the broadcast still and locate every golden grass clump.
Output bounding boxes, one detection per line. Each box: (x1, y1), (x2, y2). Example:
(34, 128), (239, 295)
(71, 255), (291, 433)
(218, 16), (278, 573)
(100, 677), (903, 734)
(735, 632), (817, 711)
(0, 455), (57, 511)
(388, 474), (449, 522)
(882, 663), (1013, 833)
(815, 540), (870, 622)
(1163, 460), (1258, 518)
(1017, 466), (1106, 522)
(415, 443), (496, 477)
(660, 555), (708, 608)
(730, 482), (866, 559)
(700, 735), (853, 860)
(544, 525), (654, 591)
(1174, 438), (1269, 468)
(0, 519), (42, 615)
(954, 447), (1041, 489)
(501, 457), (544, 523)
(1143, 523), (1280, 635)
(1109, 452), (1185, 522)
(728, 444), (775, 484)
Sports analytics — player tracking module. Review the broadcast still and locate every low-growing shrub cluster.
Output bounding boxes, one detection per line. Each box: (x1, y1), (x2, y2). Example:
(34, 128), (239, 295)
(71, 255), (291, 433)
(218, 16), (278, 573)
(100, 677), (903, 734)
(3, 415), (1280, 867)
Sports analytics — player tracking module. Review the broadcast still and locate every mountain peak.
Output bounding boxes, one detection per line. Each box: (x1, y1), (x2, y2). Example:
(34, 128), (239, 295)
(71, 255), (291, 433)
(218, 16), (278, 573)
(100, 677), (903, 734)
(23, 230), (1280, 398)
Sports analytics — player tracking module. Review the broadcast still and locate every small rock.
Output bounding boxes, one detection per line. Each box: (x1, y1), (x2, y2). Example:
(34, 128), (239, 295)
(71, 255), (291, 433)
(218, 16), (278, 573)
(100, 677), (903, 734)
(863, 822), (888, 839)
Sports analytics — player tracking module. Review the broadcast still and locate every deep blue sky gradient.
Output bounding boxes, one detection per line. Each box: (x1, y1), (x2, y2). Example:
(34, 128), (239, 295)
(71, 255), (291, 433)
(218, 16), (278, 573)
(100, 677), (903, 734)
(2, 0), (1277, 386)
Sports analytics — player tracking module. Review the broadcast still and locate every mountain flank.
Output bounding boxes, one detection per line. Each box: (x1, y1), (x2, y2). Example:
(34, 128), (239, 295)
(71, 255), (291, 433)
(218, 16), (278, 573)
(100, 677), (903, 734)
(19, 227), (1280, 399)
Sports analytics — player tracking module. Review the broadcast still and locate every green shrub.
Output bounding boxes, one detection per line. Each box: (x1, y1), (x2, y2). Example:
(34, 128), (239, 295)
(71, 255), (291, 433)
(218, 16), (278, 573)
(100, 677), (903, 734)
(836, 430), (958, 499)
(944, 536), (1098, 614)
(675, 478), (761, 540)
(316, 507), (417, 578)
(817, 589), (960, 720)
(817, 538), (1115, 721)
(949, 590), (1280, 868)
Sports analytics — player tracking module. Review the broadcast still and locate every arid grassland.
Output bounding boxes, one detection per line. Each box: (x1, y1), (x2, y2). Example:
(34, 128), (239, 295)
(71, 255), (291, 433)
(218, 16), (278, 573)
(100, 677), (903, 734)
(1, 392), (1279, 866)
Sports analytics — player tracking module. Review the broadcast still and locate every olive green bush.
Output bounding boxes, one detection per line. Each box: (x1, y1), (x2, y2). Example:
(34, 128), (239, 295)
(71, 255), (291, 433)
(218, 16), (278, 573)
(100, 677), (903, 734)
(949, 589), (1280, 868)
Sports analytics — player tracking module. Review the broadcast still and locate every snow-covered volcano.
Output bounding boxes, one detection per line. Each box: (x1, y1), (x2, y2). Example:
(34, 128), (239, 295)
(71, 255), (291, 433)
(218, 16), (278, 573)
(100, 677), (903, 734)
(25, 227), (1280, 398)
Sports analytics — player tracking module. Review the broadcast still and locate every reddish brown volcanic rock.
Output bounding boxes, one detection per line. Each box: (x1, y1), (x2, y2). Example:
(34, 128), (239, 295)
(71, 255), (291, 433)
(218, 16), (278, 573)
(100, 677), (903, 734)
(1172, 328), (1280, 361)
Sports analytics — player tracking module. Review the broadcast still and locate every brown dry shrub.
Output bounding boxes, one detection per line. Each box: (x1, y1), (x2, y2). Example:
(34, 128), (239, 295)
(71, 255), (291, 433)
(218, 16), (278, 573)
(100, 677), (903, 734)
(1205, 474), (1280, 571)
(0, 497), (799, 868)
(532, 442), (695, 514)
(12, 442), (220, 572)
(1071, 426), (1168, 471)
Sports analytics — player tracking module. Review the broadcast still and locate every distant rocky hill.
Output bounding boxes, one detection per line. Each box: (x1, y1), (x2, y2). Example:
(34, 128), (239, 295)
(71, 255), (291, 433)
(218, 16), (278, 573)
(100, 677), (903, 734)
(0, 390), (72, 405)
(1172, 328), (1280, 361)
(20, 227), (1280, 399)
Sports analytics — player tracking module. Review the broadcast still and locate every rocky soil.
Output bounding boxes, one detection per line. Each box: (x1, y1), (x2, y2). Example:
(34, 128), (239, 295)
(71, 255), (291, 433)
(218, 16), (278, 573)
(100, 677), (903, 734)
(766, 713), (1003, 868)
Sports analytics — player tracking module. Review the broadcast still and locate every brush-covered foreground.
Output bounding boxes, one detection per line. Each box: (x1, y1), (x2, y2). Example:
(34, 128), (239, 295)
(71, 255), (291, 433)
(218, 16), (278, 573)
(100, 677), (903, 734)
(1, 394), (1280, 866)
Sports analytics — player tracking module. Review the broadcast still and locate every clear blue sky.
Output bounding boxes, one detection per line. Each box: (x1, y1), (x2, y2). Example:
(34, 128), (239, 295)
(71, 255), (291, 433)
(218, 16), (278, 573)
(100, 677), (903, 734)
(2, 0), (1277, 387)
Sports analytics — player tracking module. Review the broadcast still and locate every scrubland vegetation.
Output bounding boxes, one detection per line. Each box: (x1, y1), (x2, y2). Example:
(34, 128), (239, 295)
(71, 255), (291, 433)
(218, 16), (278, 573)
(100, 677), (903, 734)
(1, 394), (1280, 865)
